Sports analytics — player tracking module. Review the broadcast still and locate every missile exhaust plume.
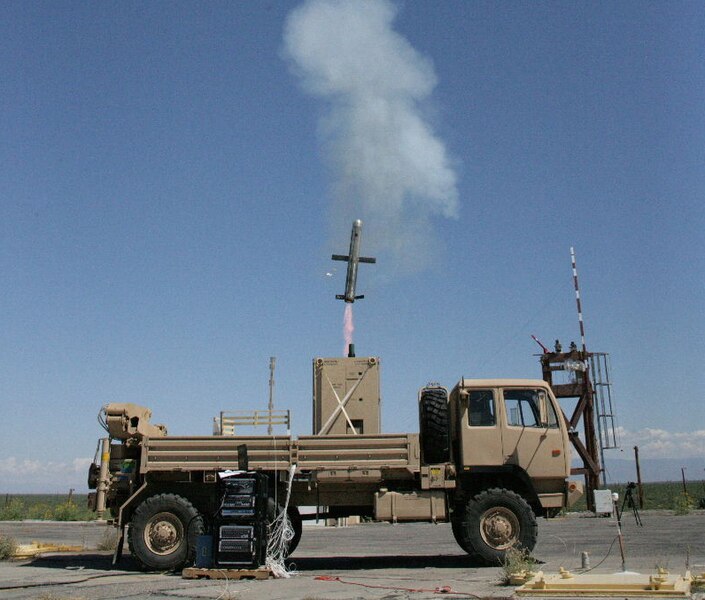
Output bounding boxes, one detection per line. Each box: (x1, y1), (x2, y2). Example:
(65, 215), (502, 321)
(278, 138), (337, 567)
(343, 303), (354, 356)
(283, 0), (459, 272)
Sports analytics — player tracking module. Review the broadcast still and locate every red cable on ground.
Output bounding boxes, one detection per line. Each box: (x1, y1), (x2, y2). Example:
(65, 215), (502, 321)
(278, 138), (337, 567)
(314, 575), (481, 597)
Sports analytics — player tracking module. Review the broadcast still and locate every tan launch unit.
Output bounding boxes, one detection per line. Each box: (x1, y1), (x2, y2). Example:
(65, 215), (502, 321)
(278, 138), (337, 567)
(312, 356), (381, 435)
(103, 403), (167, 441)
(88, 377), (582, 572)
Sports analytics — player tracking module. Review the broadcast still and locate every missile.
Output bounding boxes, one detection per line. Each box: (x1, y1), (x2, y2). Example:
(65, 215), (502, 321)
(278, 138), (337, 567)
(332, 219), (376, 303)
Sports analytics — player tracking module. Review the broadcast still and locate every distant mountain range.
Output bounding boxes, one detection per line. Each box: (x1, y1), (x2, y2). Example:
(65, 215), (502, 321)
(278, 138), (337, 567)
(596, 456), (704, 484)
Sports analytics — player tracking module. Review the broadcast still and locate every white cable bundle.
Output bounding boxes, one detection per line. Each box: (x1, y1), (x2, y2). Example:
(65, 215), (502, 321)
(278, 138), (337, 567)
(265, 464), (297, 578)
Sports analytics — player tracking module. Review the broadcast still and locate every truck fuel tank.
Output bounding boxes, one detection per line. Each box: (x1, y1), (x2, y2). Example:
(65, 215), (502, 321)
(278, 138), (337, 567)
(374, 489), (447, 523)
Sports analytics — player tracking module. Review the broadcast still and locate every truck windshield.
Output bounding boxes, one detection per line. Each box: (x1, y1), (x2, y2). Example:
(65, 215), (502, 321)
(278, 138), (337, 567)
(503, 389), (558, 428)
(467, 390), (496, 426)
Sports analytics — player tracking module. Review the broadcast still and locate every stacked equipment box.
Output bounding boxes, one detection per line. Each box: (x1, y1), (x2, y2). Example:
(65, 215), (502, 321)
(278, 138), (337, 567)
(214, 473), (268, 567)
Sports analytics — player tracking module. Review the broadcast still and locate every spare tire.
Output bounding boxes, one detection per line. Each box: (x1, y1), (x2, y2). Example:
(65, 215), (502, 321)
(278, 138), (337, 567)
(419, 387), (450, 464)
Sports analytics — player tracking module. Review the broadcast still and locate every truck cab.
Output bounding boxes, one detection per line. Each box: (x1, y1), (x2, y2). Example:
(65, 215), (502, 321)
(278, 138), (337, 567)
(451, 379), (573, 511)
(419, 379), (581, 563)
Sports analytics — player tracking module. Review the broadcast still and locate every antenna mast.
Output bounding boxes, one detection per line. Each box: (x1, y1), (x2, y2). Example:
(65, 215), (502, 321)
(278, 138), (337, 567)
(540, 247), (602, 510)
(571, 247), (587, 353)
(268, 357), (276, 436)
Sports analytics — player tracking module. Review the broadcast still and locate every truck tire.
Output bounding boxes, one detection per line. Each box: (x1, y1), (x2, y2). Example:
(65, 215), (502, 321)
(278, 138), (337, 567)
(287, 505), (303, 555)
(419, 388), (450, 464)
(451, 514), (472, 553)
(128, 493), (203, 571)
(454, 488), (537, 565)
(266, 500), (303, 556)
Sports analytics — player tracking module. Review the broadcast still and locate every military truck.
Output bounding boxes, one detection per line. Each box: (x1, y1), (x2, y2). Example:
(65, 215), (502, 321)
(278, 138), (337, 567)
(87, 356), (582, 570)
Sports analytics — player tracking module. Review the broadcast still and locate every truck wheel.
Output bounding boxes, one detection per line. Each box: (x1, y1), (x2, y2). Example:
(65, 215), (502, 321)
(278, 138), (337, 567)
(266, 500), (303, 556)
(451, 514), (472, 553)
(128, 494), (203, 571)
(455, 488), (537, 565)
(419, 388), (450, 464)
(287, 505), (303, 555)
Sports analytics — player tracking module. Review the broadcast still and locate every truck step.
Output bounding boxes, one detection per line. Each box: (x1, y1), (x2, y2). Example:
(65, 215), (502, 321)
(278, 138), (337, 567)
(182, 567), (271, 581)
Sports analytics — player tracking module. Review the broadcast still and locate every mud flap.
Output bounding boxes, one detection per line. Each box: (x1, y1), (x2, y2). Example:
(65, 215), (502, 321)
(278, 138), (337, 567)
(112, 525), (125, 566)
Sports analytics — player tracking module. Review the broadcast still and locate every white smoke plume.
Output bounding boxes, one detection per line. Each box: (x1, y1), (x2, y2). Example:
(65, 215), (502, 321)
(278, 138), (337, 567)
(283, 0), (459, 272)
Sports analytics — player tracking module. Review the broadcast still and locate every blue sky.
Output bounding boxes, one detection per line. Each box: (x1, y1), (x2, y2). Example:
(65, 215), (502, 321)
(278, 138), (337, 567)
(1, 1), (703, 492)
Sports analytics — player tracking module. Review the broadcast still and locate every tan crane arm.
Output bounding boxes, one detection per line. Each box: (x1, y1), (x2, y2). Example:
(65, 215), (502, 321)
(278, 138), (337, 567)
(102, 403), (167, 440)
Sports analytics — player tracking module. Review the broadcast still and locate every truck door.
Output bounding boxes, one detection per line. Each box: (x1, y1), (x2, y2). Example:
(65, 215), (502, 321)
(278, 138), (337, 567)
(458, 389), (504, 467)
(499, 387), (568, 479)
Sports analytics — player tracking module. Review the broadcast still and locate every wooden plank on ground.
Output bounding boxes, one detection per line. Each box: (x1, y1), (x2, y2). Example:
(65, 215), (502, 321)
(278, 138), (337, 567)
(182, 567), (271, 581)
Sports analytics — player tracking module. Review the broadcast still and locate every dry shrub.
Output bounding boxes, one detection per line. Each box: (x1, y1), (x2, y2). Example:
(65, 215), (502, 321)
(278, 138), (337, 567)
(500, 546), (537, 585)
(0, 534), (18, 560)
(97, 528), (120, 551)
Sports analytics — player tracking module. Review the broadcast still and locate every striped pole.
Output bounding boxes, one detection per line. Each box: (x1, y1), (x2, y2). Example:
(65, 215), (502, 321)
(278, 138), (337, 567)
(570, 246), (587, 353)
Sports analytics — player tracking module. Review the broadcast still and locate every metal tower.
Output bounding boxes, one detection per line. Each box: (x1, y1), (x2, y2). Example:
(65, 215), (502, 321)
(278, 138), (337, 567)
(539, 248), (618, 511)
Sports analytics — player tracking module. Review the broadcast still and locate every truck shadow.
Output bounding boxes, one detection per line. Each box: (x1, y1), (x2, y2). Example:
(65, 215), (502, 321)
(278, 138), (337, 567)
(24, 552), (491, 573)
(24, 553), (145, 573)
(289, 554), (488, 570)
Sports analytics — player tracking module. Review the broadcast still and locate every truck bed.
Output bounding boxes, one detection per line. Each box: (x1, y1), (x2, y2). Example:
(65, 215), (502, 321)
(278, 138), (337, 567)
(140, 433), (421, 475)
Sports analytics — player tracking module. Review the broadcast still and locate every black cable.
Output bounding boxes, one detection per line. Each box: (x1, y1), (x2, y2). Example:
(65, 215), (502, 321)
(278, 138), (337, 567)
(0, 570), (166, 591)
(97, 406), (109, 433)
(579, 535), (619, 574)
